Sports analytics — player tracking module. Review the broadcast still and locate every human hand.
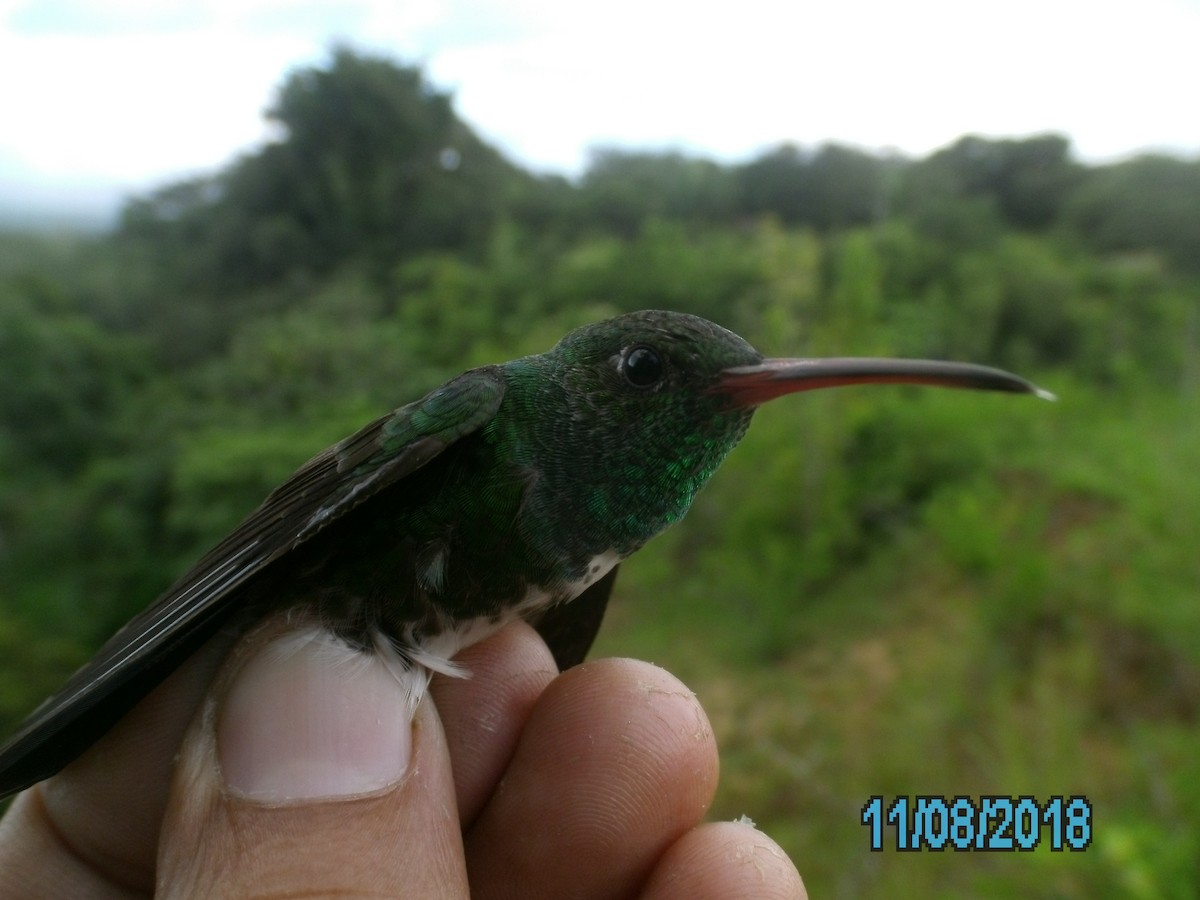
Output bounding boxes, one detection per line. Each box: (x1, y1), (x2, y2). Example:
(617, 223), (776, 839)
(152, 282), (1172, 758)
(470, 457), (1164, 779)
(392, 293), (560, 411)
(0, 618), (805, 898)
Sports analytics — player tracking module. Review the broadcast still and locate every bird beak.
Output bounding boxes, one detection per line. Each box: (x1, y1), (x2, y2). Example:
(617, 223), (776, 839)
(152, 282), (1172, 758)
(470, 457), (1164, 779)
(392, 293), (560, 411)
(712, 357), (1056, 409)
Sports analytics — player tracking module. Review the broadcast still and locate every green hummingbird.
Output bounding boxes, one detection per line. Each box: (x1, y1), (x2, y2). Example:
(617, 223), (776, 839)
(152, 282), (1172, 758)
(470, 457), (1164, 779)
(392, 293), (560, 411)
(0, 310), (1051, 798)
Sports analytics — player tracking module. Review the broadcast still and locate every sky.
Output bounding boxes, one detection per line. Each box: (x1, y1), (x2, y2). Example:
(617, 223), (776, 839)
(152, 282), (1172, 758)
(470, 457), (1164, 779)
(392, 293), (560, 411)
(1, 0), (1198, 223)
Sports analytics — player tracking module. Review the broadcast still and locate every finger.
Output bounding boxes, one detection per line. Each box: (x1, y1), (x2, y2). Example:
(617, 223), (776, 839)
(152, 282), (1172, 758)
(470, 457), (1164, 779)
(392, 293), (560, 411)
(465, 658), (720, 900)
(156, 623), (468, 899)
(429, 620), (558, 825)
(640, 821), (807, 900)
(0, 634), (235, 897)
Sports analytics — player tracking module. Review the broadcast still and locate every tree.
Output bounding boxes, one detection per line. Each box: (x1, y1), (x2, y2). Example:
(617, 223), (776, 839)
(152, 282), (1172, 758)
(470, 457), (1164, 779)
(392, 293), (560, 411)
(1066, 154), (1200, 274)
(895, 134), (1080, 233)
(735, 142), (885, 230)
(736, 143), (814, 224)
(117, 47), (527, 291)
(579, 149), (737, 235)
(0, 282), (148, 476)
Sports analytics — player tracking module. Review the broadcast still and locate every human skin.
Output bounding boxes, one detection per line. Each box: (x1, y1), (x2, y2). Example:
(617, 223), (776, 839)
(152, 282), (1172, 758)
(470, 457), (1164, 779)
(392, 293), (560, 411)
(0, 617), (805, 899)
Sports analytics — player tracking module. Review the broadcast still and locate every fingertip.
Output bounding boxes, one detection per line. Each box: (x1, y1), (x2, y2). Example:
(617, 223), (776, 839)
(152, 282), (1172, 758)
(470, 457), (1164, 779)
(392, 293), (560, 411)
(641, 820), (807, 900)
(431, 620), (558, 824)
(532, 657), (721, 826)
(465, 657), (720, 898)
(553, 657), (721, 800)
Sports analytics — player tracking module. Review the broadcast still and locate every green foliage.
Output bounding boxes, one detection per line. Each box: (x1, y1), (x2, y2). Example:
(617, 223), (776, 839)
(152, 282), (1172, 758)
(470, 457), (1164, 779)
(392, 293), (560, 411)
(899, 133), (1082, 231)
(736, 142), (888, 229)
(117, 46), (528, 303)
(1066, 154), (1200, 274)
(580, 149), (738, 233)
(602, 385), (1200, 898)
(0, 280), (151, 475)
(2, 50), (1199, 898)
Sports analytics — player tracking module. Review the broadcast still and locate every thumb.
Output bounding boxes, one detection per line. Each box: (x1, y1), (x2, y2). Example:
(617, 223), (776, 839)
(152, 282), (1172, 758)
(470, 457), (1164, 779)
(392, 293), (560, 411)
(156, 624), (468, 899)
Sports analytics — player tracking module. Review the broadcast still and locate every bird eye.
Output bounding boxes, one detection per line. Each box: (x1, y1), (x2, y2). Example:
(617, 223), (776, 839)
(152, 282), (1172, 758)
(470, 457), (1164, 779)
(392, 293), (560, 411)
(622, 346), (665, 387)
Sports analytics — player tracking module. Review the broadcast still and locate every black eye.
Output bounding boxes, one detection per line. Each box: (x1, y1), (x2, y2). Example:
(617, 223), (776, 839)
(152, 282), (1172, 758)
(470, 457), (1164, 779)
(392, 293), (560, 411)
(622, 346), (665, 387)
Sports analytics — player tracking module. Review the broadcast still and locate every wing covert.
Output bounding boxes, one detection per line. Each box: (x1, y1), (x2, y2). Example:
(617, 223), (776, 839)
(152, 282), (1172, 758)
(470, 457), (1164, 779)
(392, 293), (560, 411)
(0, 369), (506, 798)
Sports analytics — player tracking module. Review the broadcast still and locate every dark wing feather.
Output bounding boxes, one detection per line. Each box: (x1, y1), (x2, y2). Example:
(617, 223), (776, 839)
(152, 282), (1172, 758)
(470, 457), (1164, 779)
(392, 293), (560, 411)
(0, 370), (506, 798)
(534, 565), (619, 671)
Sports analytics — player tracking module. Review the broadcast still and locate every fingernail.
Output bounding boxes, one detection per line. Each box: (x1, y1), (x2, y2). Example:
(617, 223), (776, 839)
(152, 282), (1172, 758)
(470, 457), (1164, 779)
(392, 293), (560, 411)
(217, 630), (413, 803)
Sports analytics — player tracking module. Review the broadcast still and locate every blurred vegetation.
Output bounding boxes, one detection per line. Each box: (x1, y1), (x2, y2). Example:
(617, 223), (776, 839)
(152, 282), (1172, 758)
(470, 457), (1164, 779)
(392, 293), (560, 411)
(2, 47), (1199, 897)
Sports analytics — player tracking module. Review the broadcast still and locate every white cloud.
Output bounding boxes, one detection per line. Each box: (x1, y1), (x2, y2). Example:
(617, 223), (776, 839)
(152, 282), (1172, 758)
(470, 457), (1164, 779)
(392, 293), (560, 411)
(0, 30), (308, 181)
(0, 0), (1196, 199)
(424, 0), (1200, 169)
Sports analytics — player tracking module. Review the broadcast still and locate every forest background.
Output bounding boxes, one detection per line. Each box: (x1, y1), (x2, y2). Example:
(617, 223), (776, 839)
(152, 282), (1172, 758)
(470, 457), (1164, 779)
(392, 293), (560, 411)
(1, 48), (1198, 897)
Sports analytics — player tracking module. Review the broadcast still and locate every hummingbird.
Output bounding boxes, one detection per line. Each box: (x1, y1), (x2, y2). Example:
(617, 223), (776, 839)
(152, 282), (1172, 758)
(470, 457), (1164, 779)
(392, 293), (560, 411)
(0, 309), (1051, 798)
